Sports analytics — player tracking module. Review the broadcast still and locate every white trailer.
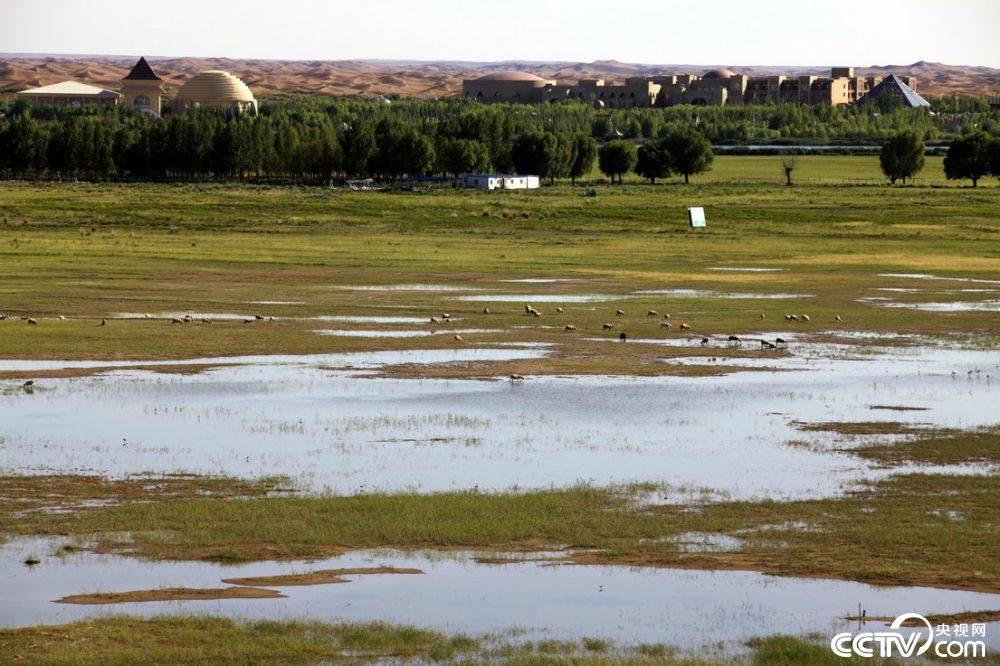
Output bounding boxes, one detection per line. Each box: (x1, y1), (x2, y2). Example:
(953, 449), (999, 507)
(459, 174), (540, 190)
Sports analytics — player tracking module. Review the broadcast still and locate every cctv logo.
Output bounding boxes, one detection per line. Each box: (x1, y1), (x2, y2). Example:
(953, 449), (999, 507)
(831, 613), (987, 659)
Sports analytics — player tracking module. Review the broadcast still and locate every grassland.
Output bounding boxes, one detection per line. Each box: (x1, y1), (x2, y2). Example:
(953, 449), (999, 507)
(2, 157), (998, 661)
(0, 155), (999, 368)
(4, 456), (997, 592)
(0, 616), (919, 665)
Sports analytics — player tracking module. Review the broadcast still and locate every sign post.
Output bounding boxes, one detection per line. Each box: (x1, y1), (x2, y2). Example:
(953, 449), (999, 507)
(688, 207), (706, 228)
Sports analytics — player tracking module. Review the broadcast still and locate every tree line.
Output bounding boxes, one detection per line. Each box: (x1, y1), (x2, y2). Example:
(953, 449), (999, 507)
(0, 96), (997, 185)
(878, 130), (1000, 187)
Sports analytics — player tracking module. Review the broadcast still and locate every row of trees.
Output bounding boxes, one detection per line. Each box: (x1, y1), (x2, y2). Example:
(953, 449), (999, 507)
(1, 97), (997, 185)
(879, 130), (1000, 187)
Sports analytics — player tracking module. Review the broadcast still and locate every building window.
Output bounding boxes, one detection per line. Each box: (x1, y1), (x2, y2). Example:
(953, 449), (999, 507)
(133, 95), (151, 106)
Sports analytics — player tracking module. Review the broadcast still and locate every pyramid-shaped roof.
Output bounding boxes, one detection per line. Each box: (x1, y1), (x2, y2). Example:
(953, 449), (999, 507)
(856, 74), (929, 108)
(123, 56), (161, 81)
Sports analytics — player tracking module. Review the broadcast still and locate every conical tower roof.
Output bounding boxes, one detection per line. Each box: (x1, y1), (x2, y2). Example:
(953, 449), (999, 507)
(123, 57), (161, 81)
(857, 74), (929, 108)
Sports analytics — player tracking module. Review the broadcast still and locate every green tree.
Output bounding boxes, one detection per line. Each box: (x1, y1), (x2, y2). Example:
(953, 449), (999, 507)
(4, 114), (42, 176)
(394, 129), (435, 176)
(437, 137), (488, 178)
(598, 140), (637, 184)
(510, 131), (553, 179)
(339, 122), (375, 177)
(944, 131), (994, 187)
(635, 138), (671, 184)
(879, 131), (925, 185)
(569, 133), (598, 185)
(663, 128), (713, 184)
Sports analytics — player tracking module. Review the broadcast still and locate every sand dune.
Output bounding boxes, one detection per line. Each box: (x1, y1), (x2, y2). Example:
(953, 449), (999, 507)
(1, 55), (996, 98)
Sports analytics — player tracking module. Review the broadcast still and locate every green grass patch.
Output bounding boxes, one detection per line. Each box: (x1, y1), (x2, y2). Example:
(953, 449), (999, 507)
(3, 472), (997, 593)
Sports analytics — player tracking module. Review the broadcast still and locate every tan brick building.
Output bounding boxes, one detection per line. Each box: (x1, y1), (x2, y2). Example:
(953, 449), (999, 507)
(463, 67), (920, 108)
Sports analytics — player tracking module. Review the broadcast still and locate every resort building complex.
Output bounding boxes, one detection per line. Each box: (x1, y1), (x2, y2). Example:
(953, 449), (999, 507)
(462, 67), (926, 108)
(17, 58), (258, 116)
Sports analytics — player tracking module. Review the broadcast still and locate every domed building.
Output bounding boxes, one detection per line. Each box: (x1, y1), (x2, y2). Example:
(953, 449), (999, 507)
(701, 68), (736, 79)
(462, 71), (556, 104)
(174, 71), (258, 115)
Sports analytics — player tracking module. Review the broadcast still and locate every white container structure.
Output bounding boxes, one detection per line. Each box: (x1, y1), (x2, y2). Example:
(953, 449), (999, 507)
(459, 174), (540, 190)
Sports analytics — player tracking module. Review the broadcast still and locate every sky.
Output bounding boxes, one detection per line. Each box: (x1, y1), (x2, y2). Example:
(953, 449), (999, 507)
(3, 0), (1000, 67)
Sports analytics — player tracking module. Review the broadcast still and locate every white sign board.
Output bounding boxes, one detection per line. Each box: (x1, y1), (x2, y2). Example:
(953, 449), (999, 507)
(688, 207), (706, 228)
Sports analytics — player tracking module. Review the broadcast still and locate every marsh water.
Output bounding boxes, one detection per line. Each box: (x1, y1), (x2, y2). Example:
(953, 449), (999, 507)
(1, 338), (997, 499)
(2, 332), (998, 648)
(3, 538), (998, 653)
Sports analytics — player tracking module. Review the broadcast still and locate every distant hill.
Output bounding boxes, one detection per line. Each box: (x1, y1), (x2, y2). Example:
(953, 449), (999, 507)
(1, 55), (996, 99)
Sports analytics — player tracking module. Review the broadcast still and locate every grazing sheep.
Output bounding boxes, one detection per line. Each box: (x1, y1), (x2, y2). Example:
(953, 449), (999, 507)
(801, 314), (811, 322)
(0, 313), (6, 320)
(509, 374), (524, 383)
(26, 318), (38, 325)
(430, 316), (440, 324)
(442, 313), (451, 319)
(59, 315), (66, 320)
(524, 305), (533, 314)
(836, 315), (842, 322)
(453, 334), (464, 342)
(760, 339), (776, 350)
(555, 307), (564, 314)
(760, 313), (766, 319)
(602, 322), (614, 330)
(616, 309), (624, 317)
(647, 310), (658, 317)
(532, 310), (542, 317)
(171, 317), (184, 324)
(786, 314), (798, 321)
(201, 318), (211, 324)
(728, 335), (741, 344)
(660, 321), (672, 329)
(564, 324), (577, 332)
(100, 318), (107, 326)
(243, 318), (253, 324)
(700, 337), (710, 346)
(619, 332), (627, 342)
(776, 337), (788, 347)
(254, 314), (264, 320)
(662, 313), (670, 320)
(22, 380), (34, 389)
(482, 308), (490, 314)
(680, 323), (691, 330)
